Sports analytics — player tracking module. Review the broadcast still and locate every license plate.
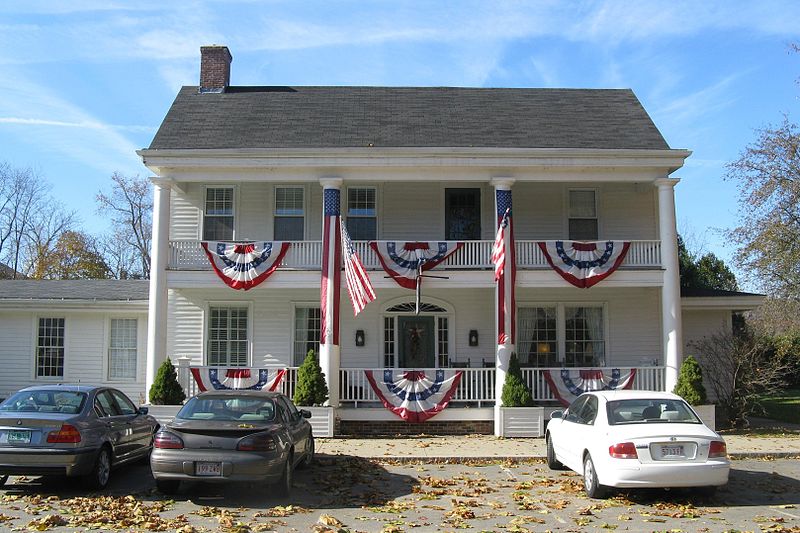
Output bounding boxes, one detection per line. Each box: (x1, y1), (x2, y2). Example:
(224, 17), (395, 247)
(8, 430), (31, 444)
(195, 462), (222, 476)
(660, 445), (685, 458)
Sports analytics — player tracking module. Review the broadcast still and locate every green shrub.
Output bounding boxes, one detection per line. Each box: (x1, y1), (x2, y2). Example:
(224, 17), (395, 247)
(293, 349), (329, 406)
(149, 358), (186, 405)
(674, 355), (707, 405)
(501, 353), (534, 407)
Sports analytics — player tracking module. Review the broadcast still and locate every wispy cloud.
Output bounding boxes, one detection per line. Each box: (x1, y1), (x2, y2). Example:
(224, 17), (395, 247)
(0, 117), (154, 133)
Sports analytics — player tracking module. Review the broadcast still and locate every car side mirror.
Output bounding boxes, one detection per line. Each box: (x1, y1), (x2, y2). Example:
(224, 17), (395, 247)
(550, 410), (563, 419)
(299, 409), (312, 419)
(137, 406), (149, 416)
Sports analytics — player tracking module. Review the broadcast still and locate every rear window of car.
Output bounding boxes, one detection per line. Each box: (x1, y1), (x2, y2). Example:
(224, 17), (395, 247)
(0, 390), (87, 414)
(176, 396), (276, 422)
(606, 398), (701, 425)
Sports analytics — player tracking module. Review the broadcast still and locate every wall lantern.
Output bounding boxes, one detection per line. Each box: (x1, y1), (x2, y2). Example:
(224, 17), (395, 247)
(355, 330), (365, 347)
(468, 329), (479, 347)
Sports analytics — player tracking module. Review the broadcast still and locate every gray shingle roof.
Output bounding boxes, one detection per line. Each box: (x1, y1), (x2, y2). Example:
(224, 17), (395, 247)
(149, 86), (670, 151)
(0, 280), (149, 301)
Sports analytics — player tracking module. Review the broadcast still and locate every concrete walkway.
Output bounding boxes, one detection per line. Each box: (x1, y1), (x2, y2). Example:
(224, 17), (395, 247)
(316, 433), (800, 461)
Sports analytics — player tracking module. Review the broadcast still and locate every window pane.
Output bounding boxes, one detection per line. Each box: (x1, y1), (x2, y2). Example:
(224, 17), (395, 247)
(437, 317), (449, 368)
(204, 187), (234, 241)
(208, 307), (248, 367)
(383, 316), (395, 368)
(518, 307), (557, 366)
(347, 188), (376, 216)
(37, 318), (65, 378)
(109, 319), (137, 379)
(568, 219), (598, 240)
(203, 216), (234, 241)
(275, 187), (304, 215)
(345, 218), (376, 241)
(569, 190), (596, 217)
(565, 306), (604, 367)
(274, 217), (304, 240)
(293, 307), (320, 366)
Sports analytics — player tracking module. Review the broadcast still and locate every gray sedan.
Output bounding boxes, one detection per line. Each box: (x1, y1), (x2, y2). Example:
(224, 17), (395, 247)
(150, 390), (314, 495)
(0, 385), (159, 489)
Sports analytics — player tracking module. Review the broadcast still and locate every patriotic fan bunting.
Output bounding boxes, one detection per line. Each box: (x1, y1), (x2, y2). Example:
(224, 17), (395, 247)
(202, 241), (290, 290)
(365, 369), (463, 422)
(369, 241), (464, 290)
(538, 241), (630, 288)
(543, 368), (637, 407)
(190, 367), (287, 392)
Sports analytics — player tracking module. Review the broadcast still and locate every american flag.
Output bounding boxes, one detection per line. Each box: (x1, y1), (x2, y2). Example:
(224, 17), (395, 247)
(320, 188), (341, 345)
(493, 197), (515, 345)
(341, 219), (376, 315)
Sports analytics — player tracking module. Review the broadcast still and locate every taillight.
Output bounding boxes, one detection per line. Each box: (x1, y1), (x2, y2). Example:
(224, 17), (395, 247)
(709, 440), (727, 458)
(47, 423), (82, 444)
(237, 434), (277, 452)
(154, 431), (184, 450)
(609, 442), (637, 459)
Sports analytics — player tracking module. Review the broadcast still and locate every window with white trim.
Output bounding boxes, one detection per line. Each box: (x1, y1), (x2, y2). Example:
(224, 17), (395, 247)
(108, 318), (137, 379)
(208, 306), (248, 367)
(518, 307), (557, 366)
(203, 187), (235, 241)
(568, 189), (598, 240)
(274, 187), (304, 240)
(37, 318), (65, 378)
(345, 187), (376, 240)
(293, 306), (320, 366)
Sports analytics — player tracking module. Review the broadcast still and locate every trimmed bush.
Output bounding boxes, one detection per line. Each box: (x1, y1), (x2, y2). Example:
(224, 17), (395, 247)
(293, 349), (329, 406)
(674, 355), (707, 405)
(149, 358), (186, 405)
(501, 353), (534, 407)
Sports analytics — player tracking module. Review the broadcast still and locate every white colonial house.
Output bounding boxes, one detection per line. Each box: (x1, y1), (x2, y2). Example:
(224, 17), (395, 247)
(132, 45), (764, 436)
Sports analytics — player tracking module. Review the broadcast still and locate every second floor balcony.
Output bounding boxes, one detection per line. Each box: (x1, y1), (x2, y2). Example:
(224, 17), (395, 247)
(168, 239), (662, 271)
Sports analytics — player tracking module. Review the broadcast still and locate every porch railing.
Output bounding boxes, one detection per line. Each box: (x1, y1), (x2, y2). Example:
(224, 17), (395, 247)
(168, 239), (662, 271)
(177, 363), (665, 406)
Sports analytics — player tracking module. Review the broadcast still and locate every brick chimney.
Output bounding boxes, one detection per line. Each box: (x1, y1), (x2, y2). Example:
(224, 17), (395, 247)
(199, 45), (232, 93)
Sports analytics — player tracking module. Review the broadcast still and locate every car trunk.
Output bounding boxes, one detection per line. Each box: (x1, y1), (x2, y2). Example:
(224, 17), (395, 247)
(167, 419), (276, 451)
(0, 414), (77, 448)
(611, 424), (721, 464)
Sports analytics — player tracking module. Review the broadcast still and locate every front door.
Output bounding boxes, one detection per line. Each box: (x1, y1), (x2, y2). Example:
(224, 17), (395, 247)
(398, 316), (436, 368)
(445, 188), (481, 240)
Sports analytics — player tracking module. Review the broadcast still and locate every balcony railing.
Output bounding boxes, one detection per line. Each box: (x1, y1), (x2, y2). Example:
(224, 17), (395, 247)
(169, 240), (662, 271)
(177, 365), (666, 406)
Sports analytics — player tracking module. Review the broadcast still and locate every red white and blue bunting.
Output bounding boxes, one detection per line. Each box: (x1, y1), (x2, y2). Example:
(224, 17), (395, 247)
(201, 241), (291, 291)
(190, 367), (287, 392)
(538, 241), (630, 288)
(365, 369), (463, 422)
(369, 241), (464, 290)
(543, 368), (637, 407)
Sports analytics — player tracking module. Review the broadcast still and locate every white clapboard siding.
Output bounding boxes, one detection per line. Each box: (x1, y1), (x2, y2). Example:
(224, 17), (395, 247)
(499, 407), (545, 437)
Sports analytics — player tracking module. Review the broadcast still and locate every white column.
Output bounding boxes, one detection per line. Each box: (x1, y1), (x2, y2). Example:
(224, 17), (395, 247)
(656, 178), (683, 393)
(145, 179), (172, 402)
(319, 178), (342, 407)
(492, 178), (515, 436)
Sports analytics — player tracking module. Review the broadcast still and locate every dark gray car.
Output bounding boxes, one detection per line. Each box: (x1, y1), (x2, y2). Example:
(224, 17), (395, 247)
(150, 390), (314, 495)
(0, 385), (159, 489)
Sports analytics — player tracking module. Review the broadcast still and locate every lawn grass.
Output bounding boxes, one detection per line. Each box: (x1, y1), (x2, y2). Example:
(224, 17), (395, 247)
(758, 388), (800, 425)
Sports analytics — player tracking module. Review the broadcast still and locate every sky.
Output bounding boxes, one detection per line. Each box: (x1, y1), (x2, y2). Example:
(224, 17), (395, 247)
(0, 0), (798, 283)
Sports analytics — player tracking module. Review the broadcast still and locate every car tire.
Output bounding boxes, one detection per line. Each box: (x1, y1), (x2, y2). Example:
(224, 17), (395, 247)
(156, 479), (180, 494)
(583, 453), (607, 499)
(275, 453), (293, 497)
(697, 485), (717, 498)
(298, 436), (315, 469)
(83, 446), (112, 490)
(546, 435), (564, 470)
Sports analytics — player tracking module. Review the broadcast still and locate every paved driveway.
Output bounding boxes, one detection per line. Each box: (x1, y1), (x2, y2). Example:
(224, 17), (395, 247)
(0, 457), (798, 531)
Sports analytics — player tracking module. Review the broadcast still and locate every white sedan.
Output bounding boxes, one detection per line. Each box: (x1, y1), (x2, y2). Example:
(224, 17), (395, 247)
(545, 390), (729, 498)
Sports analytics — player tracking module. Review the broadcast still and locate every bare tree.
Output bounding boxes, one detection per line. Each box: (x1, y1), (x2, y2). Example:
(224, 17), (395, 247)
(96, 173), (152, 279)
(690, 327), (792, 428)
(22, 205), (77, 278)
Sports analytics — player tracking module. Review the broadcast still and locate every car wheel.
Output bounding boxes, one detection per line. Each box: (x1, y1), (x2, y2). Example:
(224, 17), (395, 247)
(275, 453), (293, 497)
(83, 446), (112, 490)
(156, 479), (180, 494)
(583, 453), (607, 499)
(546, 435), (564, 470)
(696, 485), (717, 498)
(298, 436), (315, 469)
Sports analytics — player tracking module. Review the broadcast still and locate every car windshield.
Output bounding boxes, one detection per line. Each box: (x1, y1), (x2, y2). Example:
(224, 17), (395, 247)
(0, 390), (87, 414)
(606, 398), (701, 425)
(176, 395), (276, 422)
